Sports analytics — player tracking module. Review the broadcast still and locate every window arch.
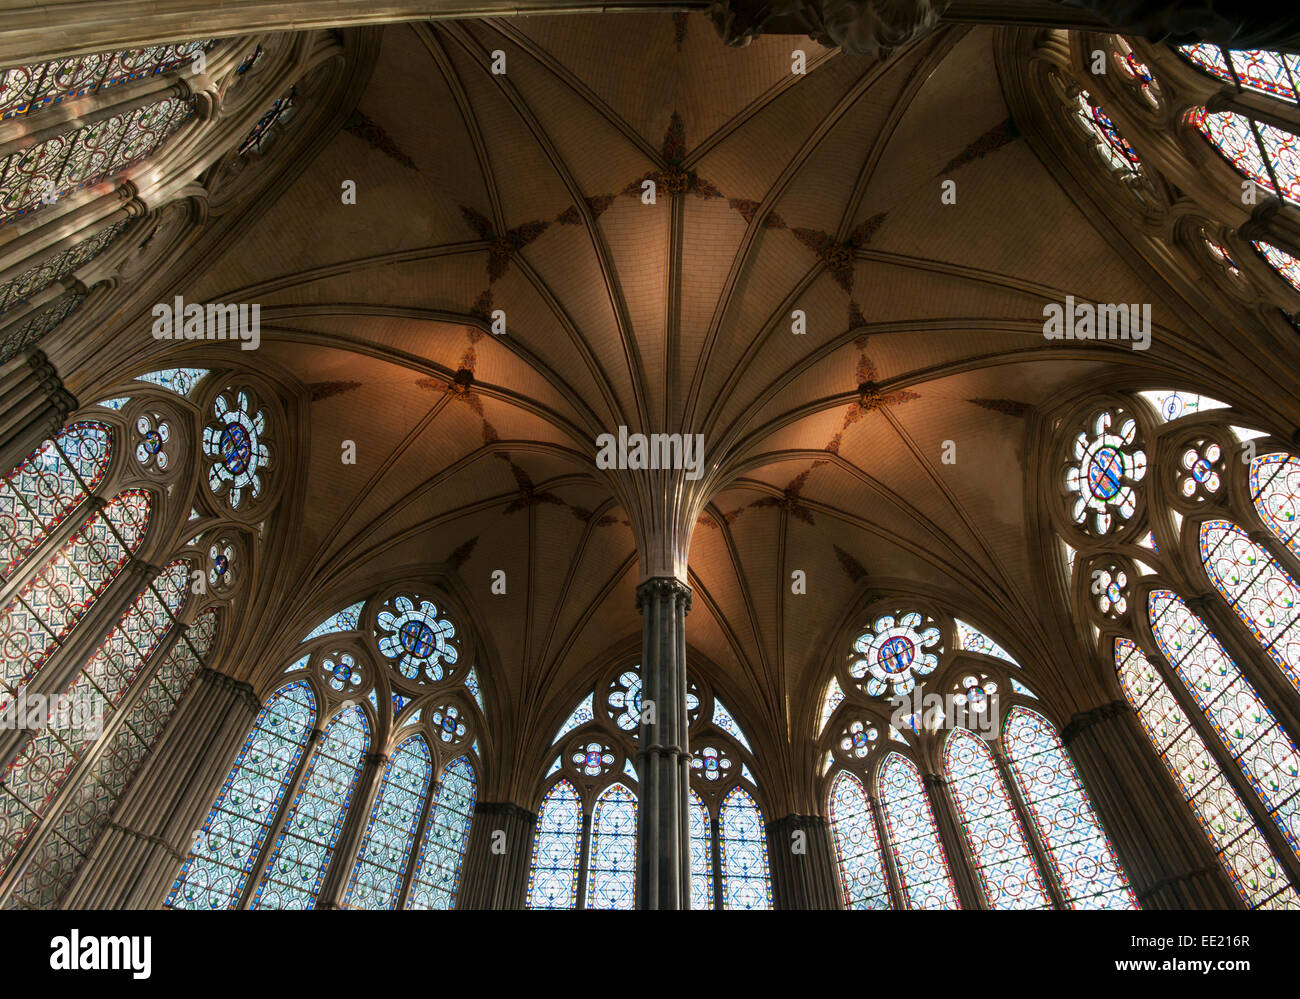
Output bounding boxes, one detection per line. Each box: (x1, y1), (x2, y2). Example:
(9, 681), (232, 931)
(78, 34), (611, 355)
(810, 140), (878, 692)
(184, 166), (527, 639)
(827, 769), (890, 909)
(406, 754), (476, 910)
(527, 778), (582, 909)
(1049, 388), (1300, 907)
(689, 787), (713, 909)
(719, 785), (771, 910)
(585, 782), (637, 910)
(878, 751), (960, 909)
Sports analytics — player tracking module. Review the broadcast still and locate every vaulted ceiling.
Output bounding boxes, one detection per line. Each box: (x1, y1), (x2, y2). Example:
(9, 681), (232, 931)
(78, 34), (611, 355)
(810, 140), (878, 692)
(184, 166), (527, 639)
(68, 13), (1225, 801)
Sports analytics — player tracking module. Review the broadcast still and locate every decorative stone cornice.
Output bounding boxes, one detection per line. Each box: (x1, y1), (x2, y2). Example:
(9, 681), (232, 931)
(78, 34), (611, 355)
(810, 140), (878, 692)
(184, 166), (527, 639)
(635, 575), (693, 613)
(1061, 698), (1130, 746)
(197, 666), (259, 712)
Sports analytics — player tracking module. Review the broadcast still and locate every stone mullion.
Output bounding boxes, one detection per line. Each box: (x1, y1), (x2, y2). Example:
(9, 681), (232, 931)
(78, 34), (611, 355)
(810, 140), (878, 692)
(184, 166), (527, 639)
(1064, 700), (1245, 909)
(991, 743), (1066, 909)
(0, 191), (145, 284)
(235, 724), (324, 909)
(766, 814), (841, 909)
(867, 788), (907, 910)
(634, 576), (692, 910)
(457, 802), (535, 909)
(0, 349), (77, 494)
(921, 771), (985, 910)
(62, 665), (257, 907)
(315, 749), (388, 909)
(1142, 620), (1300, 893)
(393, 766), (440, 911)
(0, 615), (186, 902)
(575, 806), (593, 909)
(709, 809), (722, 909)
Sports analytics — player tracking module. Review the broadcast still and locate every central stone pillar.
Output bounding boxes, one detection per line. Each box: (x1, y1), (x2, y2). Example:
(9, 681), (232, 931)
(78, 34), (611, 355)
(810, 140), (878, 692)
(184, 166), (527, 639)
(635, 576), (693, 910)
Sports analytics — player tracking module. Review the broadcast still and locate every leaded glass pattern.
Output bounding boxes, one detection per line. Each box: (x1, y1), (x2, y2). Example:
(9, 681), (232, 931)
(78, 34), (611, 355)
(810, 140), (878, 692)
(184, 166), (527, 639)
(1251, 452), (1300, 559)
(406, 755), (476, 910)
(1115, 638), (1298, 907)
(719, 785), (771, 910)
(0, 220), (128, 315)
(250, 704), (369, 909)
(1075, 91), (1140, 170)
(527, 779), (582, 909)
(1137, 390), (1230, 424)
(374, 595), (458, 683)
(203, 389), (271, 509)
(1253, 241), (1300, 292)
(1200, 519), (1300, 691)
(0, 41), (210, 120)
(302, 600), (364, 641)
(165, 682), (316, 910)
(877, 751), (959, 909)
(818, 676), (845, 735)
(827, 770), (891, 909)
(239, 89), (297, 156)
(0, 488), (150, 712)
(342, 736), (432, 910)
(0, 420), (112, 578)
(1065, 409), (1146, 534)
(0, 290), (86, 363)
(585, 782), (636, 909)
(954, 618), (1019, 665)
(1147, 589), (1300, 853)
(134, 367), (208, 397)
(5, 608), (217, 908)
(0, 96), (195, 226)
(689, 788), (713, 909)
(711, 699), (752, 751)
(1003, 707), (1137, 909)
(943, 728), (1051, 909)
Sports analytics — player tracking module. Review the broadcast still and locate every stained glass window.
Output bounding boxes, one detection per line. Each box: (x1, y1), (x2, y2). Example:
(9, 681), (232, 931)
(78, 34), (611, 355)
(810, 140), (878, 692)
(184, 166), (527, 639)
(818, 676), (845, 735)
(135, 368), (208, 397)
(850, 612), (942, 698)
(1188, 108), (1300, 203)
(342, 736), (432, 910)
(0, 420), (112, 578)
(6, 608), (217, 908)
(302, 600), (364, 642)
(827, 770), (891, 909)
(1179, 45), (1300, 103)
(1253, 241), (1300, 292)
(407, 755), (476, 909)
(1251, 452), (1300, 561)
(555, 692), (594, 743)
(943, 728), (1051, 909)
(527, 779), (582, 909)
(166, 682), (316, 910)
(0, 488), (150, 711)
(1003, 707), (1137, 908)
(239, 88), (297, 156)
(203, 389), (271, 509)
(1074, 91), (1140, 170)
(954, 618), (1019, 666)
(1200, 519), (1300, 691)
(1, 41), (210, 120)
(1115, 638), (1297, 907)
(689, 788), (713, 909)
(711, 699), (752, 752)
(585, 783), (637, 909)
(374, 595), (458, 683)
(719, 785), (771, 910)
(1065, 409), (1146, 534)
(1148, 589), (1300, 853)
(1138, 390), (1230, 424)
(0, 97), (195, 227)
(877, 752), (959, 909)
(250, 704), (369, 909)
(0, 220), (128, 316)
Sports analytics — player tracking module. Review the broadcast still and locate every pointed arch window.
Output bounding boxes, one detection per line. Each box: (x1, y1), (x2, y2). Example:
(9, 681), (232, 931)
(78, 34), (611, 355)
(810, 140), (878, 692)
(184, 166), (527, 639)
(1251, 453), (1300, 559)
(585, 782), (637, 910)
(689, 787), (713, 909)
(877, 752), (959, 909)
(407, 755), (476, 910)
(719, 785), (771, 910)
(527, 778), (582, 909)
(1003, 707), (1137, 908)
(165, 681), (316, 910)
(250, 703), (370, 909)
(827, 769), (891, 909)
(342, 735), (433, 910)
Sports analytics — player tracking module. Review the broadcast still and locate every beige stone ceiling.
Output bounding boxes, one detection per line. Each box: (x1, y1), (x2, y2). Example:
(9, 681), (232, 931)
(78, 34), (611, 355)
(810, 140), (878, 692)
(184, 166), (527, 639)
(165, 13), (1202, 792)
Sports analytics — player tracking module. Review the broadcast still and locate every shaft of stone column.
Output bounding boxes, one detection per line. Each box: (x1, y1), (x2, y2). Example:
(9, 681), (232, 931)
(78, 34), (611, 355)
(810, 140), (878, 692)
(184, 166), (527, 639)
(768, 815), (842, 909)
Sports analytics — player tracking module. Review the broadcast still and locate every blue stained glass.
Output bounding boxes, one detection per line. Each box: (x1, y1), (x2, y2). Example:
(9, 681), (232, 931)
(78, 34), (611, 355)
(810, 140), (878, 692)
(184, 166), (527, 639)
(819, 676), (845, 735)
(712, 699), (752, 751)
(828, 770), (892, 909)
(302, 600), (364, 642)
(166, 682), (316, 910)
(944, 728), (1051, 909)
(465, 666), (484, 711)
(527, 779), (581, 909)
(134, 368), (208, 397)
(1009, 677), (1037, 698)
(878, 751), (959, 909)
(690, 788), (712, 909)
(406, 756), (476, 909)
(94, 398), (129, 411)
(954, 618), (1019, 666)
(1004, 707), (1137, 909)
(343, 736), (432, 910)
(251, 704), (370, 909)
(585, 783), (637, 909)
(374, 595), (458, 683)
(1252, 453), (1300, 559)
(0, 420), (112, 578)
(554, 691), (594, 743)
(719, 785), (771, 909)
(1138, 390), (1229, 424)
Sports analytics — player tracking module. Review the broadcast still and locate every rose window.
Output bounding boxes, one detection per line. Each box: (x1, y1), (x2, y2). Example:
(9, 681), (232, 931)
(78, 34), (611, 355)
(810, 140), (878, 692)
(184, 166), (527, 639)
(839, 719), (879, 760)
(1178, 441), (1224, 500)
(202, 389), (271, 509)
(691, 744), (733, 782)
(430, 704), (467, 744)
(1065, 409), (1146, 535)
(572, 741), (615, 777)
(1092, 565), (1129, 618)
(953, 674), (998, 714)
(207, 538), (237, 591)
(375, 595), (459, 683)
(134, 413), (171, 472)
(606, 669), (699, 731)
(849, 612), (942, 698)
(321, 651), (363, 695)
